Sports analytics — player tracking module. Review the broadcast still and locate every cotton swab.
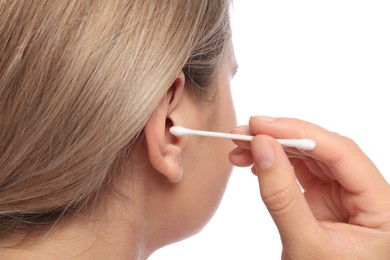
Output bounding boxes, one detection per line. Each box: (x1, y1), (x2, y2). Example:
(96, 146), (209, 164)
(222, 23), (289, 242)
(170, 126), (316, 151)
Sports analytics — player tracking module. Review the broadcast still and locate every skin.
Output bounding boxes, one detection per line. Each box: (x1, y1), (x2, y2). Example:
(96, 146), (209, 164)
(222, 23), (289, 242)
(6, 40), (388, 259)
(0, 46), (238, 259)
(230, 116), (390, 259)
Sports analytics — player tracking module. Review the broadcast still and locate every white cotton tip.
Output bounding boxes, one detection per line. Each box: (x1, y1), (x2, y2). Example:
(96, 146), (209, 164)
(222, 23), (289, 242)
(169, 126), (190, 136)
(278, 139), (317, 150)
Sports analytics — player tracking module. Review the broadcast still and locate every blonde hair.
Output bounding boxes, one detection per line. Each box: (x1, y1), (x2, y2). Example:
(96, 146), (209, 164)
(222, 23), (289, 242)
(0, 0), (231, 238)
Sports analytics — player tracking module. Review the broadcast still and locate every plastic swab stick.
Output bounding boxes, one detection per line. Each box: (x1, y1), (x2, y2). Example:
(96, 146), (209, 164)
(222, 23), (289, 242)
(170, 126), (316, 150)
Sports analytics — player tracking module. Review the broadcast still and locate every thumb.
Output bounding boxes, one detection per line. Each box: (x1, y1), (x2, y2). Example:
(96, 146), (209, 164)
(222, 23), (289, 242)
(251, 135), (320, 245)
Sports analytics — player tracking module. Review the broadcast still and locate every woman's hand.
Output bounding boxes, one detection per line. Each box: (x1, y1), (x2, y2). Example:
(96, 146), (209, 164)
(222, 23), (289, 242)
(229, 116), (390, 259)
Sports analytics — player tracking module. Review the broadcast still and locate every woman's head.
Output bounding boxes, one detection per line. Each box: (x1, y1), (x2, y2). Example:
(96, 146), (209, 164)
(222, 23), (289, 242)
(0, 0), (235, 248)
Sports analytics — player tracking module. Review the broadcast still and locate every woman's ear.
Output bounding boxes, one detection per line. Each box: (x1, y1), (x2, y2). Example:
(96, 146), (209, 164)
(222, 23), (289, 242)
(144, 72), (186, 183)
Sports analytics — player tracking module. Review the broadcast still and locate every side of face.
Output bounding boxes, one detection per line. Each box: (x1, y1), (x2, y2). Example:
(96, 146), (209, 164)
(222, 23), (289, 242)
(178, 44), (238, 232)
(139, 43), (238, 250)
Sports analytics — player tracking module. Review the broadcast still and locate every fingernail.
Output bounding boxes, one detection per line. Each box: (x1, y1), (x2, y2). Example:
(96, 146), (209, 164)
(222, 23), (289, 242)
(251, 116), (276, 122)
(252, 137), (275, 169)
(232, 125), (249, 132)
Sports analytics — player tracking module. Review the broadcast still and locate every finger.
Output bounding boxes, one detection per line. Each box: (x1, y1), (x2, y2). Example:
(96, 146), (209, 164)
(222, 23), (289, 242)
(229, 147), (254, 167)
(288, 154), (335, 183)
(249, 116), (389, 195)
(231, 125), (252, 149)
(251, 135), (321, 243)
(289, 157), (323, 190)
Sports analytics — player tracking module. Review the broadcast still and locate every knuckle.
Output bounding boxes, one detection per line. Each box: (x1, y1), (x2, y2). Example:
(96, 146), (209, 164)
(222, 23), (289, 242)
(340, 135), (358, 147)
(261, 184), (296, 215)
(339, 134), (362, 153)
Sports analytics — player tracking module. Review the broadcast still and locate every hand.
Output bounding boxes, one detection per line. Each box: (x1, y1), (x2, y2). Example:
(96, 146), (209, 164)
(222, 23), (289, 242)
(229, 116), (390, 259)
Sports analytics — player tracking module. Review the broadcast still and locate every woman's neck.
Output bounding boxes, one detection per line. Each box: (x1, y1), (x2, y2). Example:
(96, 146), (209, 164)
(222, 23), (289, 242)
(0, 189), (151, 259)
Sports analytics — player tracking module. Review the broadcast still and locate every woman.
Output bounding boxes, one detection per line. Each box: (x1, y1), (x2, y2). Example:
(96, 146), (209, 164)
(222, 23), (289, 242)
(1, 1), (390, 259)
(1, 1), (236, 258)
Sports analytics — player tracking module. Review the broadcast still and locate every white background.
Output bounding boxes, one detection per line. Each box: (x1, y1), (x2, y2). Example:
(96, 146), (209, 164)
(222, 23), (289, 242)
(151, 1), (390, 259)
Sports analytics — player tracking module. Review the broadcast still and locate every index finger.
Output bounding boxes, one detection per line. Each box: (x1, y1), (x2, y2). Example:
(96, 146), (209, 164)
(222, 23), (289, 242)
(249, 116), (389, 195)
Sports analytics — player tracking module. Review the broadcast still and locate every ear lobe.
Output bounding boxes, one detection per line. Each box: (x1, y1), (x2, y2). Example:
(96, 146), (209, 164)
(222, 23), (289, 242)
(144, 73), (186, 183)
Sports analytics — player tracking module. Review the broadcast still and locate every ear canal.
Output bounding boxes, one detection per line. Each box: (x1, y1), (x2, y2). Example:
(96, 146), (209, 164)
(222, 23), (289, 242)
(166, 118), (180, 146)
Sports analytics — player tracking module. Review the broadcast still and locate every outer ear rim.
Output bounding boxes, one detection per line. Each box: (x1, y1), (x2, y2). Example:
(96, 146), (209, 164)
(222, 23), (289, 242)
(143, 72), (186, 183)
